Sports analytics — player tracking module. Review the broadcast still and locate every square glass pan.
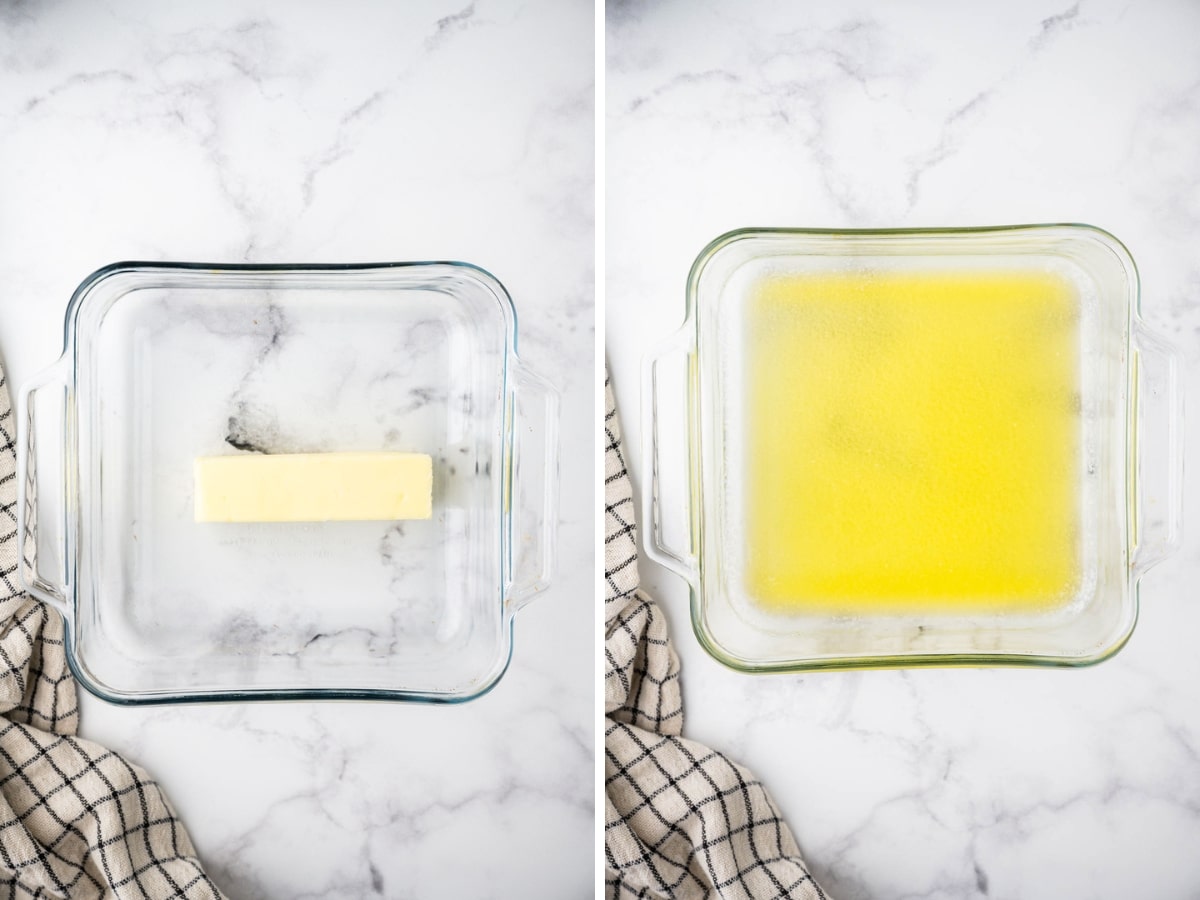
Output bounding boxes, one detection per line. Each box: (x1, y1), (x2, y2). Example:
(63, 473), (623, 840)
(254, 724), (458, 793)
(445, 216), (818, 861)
(644, 225), (1182, 671)
(18, 262), (557, 703)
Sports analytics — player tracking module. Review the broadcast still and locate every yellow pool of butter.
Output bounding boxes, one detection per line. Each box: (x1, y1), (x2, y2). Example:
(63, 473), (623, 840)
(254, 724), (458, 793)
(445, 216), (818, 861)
(745, 269), (1081, 614)
(194, 452), (433, 523)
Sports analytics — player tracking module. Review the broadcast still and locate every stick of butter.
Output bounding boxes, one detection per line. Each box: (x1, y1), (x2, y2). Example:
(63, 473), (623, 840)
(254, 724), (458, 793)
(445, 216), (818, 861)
(194, 452), (433, 523)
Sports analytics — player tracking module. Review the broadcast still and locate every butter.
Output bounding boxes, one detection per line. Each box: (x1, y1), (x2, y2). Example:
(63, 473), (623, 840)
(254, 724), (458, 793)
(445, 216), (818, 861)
(745, 270), (1081, 614)
(194, 452), (433, 523)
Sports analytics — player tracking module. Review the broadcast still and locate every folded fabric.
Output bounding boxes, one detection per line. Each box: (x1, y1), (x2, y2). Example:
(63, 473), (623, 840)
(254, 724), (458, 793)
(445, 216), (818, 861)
(603, 374), (829, 900)
(0, 362), (224, 899)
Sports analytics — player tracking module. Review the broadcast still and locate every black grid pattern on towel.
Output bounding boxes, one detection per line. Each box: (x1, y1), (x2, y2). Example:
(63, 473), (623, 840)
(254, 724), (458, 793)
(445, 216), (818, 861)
(604, 376), (641, 617)
(603, 375), (828, 900)
(0, 361), (224, 899)
(606, 595), (683, 736)
(1, 372), (23, 602)
(0, 373), (78, 737)
(604, 375), (683, 735)
(0, 724), (221, 899)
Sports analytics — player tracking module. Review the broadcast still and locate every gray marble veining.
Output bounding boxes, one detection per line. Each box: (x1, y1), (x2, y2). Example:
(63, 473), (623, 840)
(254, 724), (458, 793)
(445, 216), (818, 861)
(608, 1), (1200, 898)
(0, 0), (593, 897)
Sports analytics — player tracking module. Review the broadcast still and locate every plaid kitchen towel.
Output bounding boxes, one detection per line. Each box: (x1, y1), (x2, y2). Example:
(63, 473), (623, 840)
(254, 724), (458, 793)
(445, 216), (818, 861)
(604, 375), (829, 900)
(0, 361), (224, 899)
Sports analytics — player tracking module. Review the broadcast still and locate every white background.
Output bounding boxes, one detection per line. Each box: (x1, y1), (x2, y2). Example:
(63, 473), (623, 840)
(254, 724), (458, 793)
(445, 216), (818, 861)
(607, 1), (1200, 898)
(0, 2), (594, 897)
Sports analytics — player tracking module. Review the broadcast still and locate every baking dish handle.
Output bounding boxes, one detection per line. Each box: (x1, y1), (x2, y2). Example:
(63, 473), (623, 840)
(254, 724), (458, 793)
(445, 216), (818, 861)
(15, 358), (72, 619)
(505, 362), (560, 612)
(1131, 324), (1184, 576)
(641, 328), (699, 583)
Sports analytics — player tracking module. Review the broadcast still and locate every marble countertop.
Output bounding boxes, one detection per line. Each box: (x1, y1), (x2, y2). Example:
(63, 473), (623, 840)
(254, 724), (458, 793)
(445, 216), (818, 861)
(607, 1), (1200, 898)
(0, 1), (593, 897)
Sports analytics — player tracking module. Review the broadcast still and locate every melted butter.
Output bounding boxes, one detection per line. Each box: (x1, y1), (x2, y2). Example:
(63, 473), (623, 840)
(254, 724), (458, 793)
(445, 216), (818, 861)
(744, 269), (1081, 614)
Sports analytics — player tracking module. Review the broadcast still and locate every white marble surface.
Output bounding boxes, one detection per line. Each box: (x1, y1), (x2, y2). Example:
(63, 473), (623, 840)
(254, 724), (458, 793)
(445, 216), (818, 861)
(607, 1), (1200, 898)
(0, 1), (593, 897)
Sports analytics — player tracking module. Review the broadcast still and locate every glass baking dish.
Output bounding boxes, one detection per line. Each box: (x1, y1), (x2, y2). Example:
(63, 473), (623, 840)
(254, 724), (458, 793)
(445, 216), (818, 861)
(17, 262), (558, 704)
(644, 225), (1182, 671)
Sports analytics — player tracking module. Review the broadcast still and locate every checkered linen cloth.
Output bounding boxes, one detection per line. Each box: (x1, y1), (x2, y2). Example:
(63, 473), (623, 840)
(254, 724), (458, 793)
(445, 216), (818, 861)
(604, 376), (829, 900)
(0, 362), (224, 898)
